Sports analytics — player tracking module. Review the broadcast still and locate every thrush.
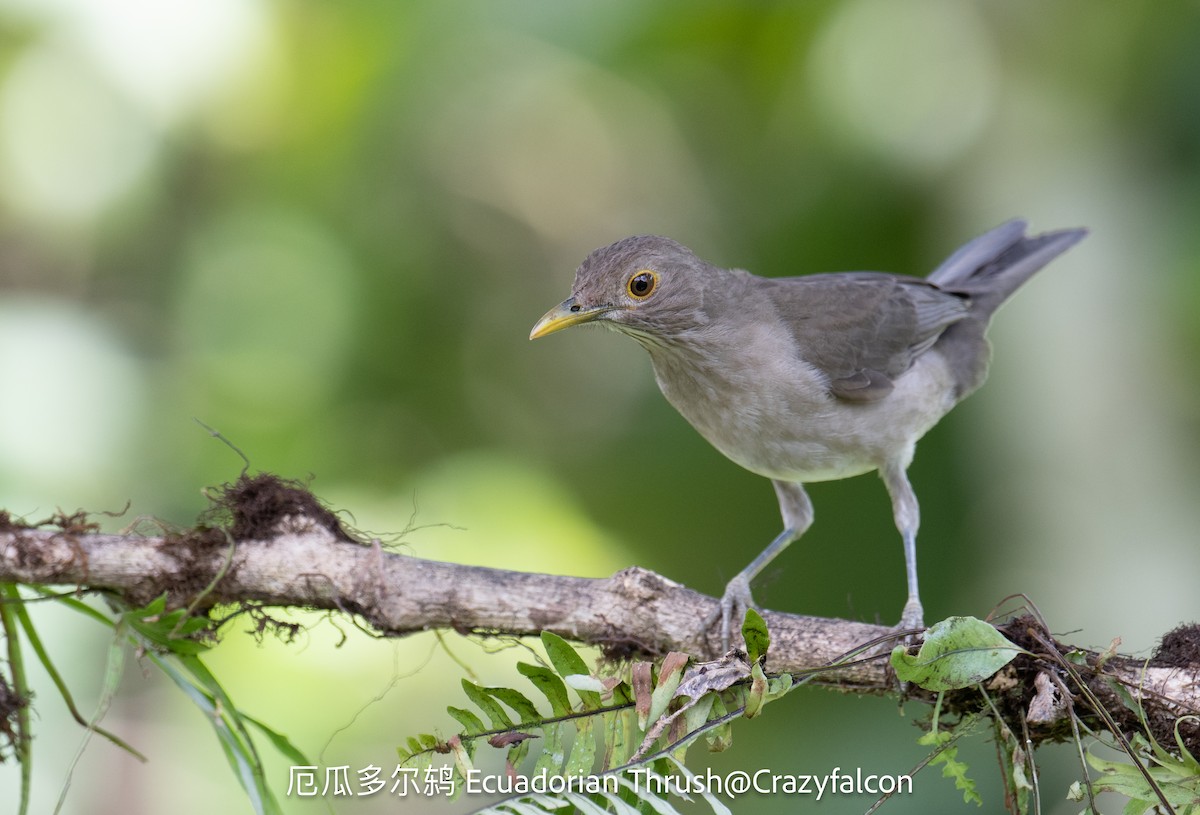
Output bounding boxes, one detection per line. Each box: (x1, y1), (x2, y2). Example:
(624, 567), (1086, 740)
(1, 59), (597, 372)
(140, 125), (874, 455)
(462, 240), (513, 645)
(530, 220), (1086, 648)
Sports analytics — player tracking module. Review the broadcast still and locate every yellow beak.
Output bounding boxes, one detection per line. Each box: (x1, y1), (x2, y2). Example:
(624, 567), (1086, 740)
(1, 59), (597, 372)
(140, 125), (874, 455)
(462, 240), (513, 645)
(529, 298), (615, 339)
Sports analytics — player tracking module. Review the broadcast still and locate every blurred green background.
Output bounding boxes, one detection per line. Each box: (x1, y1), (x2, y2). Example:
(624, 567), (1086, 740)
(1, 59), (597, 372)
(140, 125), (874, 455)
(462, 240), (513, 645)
(2, 1), (1199, 813)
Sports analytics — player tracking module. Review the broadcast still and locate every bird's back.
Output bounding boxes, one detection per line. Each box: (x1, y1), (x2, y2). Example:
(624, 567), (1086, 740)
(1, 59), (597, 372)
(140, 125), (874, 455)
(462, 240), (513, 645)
(754, 220), (1087, 403)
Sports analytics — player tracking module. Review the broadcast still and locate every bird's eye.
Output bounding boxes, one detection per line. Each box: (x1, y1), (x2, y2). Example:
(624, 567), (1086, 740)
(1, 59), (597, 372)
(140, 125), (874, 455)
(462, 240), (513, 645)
(627, 270), (658, 299)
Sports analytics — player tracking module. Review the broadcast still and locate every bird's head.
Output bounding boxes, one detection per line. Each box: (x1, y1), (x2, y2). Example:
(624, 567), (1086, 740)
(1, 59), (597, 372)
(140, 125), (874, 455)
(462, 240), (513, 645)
(530, 235), (721, 346)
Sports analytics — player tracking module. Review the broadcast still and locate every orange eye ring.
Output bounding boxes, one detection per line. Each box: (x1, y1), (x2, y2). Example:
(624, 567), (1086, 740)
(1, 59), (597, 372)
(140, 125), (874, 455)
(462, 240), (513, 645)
(627, 270), (658, 299)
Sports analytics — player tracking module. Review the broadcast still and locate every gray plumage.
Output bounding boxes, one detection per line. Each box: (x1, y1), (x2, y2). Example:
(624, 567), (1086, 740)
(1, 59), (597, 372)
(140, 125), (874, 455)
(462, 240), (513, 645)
(531, 220), (1087, 648)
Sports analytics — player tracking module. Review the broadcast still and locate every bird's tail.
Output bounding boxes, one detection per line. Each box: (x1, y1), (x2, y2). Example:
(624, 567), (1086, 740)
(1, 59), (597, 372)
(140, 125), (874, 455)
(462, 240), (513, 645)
(928, 219), (1088, 318)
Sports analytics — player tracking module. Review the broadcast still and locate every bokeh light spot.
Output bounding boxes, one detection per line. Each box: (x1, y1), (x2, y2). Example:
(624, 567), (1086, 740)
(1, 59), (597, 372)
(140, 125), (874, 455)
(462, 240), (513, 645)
(809, 0), (998, 173)
(0, 299), (142, 488)
(0, 42), (156, 222)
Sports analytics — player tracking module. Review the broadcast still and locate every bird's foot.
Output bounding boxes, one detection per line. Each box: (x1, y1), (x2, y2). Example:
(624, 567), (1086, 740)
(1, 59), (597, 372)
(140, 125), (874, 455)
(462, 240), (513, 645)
(886, 600), (927, 697)
(892, 599), (926, 650)
(895, 598), (925, 637)
(701, 574), (758, 655)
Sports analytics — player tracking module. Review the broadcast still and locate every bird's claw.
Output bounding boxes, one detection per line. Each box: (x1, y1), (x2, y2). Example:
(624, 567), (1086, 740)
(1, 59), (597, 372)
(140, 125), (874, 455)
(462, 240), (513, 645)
(883, 600), (927, 696)
(701, 574), (758, 655)
(895, 599), (925, 641)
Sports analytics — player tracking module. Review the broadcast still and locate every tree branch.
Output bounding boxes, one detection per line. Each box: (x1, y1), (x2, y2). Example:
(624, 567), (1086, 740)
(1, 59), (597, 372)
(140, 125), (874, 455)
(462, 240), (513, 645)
(2, 493), (1198, 755)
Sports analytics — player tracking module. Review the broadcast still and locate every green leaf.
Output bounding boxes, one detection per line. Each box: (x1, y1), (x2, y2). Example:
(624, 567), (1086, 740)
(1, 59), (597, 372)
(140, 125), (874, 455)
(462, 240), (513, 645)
(1100, 674), (1144, 718)
(449, 736), (474, 781)
(1177, 716), (1200, 773)
(563, 718), (597, 776)
(705, 695), (733, 753)
(646, 659), (686, 726)
(741, 608), (769, 663)
(608, 679), (633, 707)
(683, 692), (716, 735)
(532, 721), (567, 776)
(448, 706), (487, 735)
(744, 661), (768, 719)
(676, 693), (717, 762)
(462, 680), (514, 729)
(541, 632), (601, 709)
(1064, 649), (1089, 666)
(931, 744), (982, 806)
(510, 734), (536, 770)
(1087, 750), (1200, 813)
(518, 663), (571, 717)
(244, 715), (310, 766)
(124, 594), (213, 656)
(766, 673), (794, 701)
(9, 587), (146, 761)
(150, 653), (278, 814)
(1, 584), (32, 815)
(890, 616), (1021, 691)
(453, 684), (541, 769)
(603, 708), (635, 770)
(38, 589), (115, 626)
(486, 686), (542, 724)
(917, 699), (983, 807)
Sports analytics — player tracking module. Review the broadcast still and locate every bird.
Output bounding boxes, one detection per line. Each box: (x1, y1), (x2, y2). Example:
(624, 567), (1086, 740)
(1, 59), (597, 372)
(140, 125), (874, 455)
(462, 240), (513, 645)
(530, 220), (1087, 649)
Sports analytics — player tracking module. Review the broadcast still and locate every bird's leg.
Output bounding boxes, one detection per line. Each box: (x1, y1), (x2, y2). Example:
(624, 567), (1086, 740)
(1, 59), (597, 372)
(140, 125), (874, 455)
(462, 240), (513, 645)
(880, 460), (925, 633)
(706, 481), (813, 652)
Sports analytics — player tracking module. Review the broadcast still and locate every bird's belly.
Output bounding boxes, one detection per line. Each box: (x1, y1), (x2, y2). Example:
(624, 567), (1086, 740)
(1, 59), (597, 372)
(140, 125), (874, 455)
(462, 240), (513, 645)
(697, 420), (881, 483)
(651, 349), (958, 483)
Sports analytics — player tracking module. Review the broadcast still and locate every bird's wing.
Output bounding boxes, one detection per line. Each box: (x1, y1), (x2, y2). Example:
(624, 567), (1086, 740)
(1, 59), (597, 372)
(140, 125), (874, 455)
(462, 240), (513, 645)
(761, 272), (970, 402)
